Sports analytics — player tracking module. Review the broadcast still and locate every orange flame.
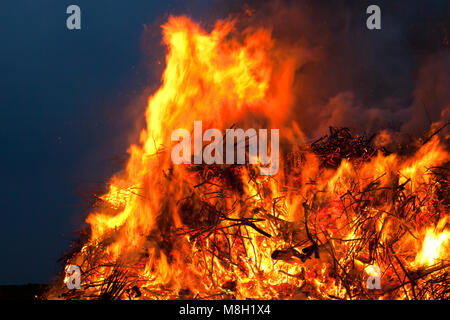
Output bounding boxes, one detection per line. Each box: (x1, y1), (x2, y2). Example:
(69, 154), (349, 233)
(49, 15), (450, 300)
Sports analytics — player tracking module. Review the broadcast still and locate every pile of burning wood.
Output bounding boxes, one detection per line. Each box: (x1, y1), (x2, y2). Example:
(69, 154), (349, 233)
(44, 15), (449, 300)
(46, 126), (449, 300)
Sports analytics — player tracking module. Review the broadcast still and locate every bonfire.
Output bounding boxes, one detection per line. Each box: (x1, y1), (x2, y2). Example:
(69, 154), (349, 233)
(46, 15), (449, 300)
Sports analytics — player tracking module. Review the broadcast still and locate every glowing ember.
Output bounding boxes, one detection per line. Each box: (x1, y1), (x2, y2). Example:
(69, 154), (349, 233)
(415, 218), (449, 267)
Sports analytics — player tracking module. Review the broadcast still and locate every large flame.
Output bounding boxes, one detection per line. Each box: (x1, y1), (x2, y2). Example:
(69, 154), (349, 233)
(49, 16), (449, 300)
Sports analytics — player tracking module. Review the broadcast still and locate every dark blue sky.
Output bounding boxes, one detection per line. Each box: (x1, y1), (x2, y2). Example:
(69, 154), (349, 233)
(0, 0), (221, 285)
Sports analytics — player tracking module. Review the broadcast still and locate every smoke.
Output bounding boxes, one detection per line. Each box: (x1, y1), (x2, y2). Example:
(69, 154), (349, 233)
(219, 0), (450, 140)
(401, 52), (450, 134)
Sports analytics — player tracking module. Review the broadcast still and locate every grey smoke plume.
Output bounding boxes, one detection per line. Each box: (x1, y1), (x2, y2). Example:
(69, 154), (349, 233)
(222, 0), (450, 140)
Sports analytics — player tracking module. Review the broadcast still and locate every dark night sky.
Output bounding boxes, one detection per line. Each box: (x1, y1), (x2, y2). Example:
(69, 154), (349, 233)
(0, 0), (222, 285)
(0, 0), (449, 285)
